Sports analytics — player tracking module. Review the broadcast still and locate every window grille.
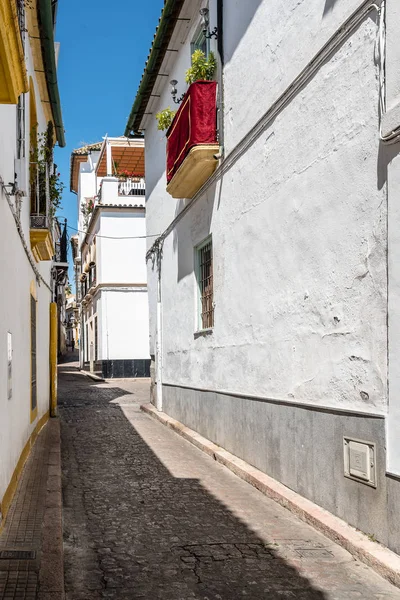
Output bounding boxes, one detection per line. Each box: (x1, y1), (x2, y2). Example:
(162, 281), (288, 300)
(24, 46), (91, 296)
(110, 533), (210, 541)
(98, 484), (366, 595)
(197, 238), (214, 330)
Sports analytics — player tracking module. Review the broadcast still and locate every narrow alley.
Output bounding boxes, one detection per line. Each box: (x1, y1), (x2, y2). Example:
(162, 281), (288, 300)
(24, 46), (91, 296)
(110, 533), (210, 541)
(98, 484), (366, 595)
(58, 361), (400, 600)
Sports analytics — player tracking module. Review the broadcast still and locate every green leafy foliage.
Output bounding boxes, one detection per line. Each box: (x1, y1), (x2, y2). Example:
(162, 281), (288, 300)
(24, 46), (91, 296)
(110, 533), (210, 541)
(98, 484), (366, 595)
(156, 107), (177, 131)
(185, 50), (216, 85)
(30, 121), (64, 217)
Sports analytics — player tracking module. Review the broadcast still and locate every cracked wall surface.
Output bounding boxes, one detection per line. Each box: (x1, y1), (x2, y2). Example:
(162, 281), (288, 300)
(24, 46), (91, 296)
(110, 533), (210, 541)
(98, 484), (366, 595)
(147, 9), (387, 414)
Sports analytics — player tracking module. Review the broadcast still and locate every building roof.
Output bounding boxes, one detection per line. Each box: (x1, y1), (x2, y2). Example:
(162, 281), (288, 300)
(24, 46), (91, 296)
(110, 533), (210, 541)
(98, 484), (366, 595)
(70, 142), (102, 194)
(124, 0), (187, 136)
(96, 137), (145, 177)
(28, 0), (65, 146)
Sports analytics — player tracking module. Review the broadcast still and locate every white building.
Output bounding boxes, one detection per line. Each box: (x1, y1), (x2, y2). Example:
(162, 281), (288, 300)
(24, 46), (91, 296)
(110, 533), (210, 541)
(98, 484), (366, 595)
(125, 1), (400, 554)
(0, 0), (65, 523)
(70, 137), (150, 378)
(65, 294), (79, 349)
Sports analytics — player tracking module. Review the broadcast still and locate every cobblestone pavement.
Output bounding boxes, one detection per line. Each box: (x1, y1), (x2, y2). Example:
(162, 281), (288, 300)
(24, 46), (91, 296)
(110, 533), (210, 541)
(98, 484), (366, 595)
(59, 363), (400, 600)
(0, 420), (63, 600)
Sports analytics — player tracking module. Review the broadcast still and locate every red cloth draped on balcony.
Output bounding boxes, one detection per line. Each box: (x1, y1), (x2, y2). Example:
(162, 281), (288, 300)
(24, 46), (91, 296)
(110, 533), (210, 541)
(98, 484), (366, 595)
(166, 80), (218, 184)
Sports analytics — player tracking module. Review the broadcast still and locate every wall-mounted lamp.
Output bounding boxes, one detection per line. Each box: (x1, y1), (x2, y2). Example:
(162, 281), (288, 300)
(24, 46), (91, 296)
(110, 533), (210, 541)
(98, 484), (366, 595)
(199, 7), (218, 39)
(170, 79), (185, 104)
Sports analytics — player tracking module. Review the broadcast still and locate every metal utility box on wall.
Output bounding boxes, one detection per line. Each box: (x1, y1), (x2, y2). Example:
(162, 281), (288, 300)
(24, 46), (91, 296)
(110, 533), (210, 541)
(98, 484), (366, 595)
(343, 437), (376, 488)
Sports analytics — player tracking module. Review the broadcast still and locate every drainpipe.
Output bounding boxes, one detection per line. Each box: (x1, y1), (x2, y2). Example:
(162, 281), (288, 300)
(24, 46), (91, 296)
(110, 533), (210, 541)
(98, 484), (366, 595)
(216, 0), (224, 154)
(217, 0), (223, 66)
(37, 0), (65, 147)
(156, 252), (163, 411)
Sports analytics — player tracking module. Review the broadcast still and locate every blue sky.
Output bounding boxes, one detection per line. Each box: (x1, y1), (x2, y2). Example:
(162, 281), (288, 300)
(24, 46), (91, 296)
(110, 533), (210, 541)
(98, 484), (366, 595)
(54, 0), (164, 274)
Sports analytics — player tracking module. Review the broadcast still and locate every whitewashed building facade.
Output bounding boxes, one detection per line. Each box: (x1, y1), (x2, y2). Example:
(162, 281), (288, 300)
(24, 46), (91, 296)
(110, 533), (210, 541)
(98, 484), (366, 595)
(70, 137), (150, 378)
(0, 0), (65, 523)
(125, 0), (400, 553)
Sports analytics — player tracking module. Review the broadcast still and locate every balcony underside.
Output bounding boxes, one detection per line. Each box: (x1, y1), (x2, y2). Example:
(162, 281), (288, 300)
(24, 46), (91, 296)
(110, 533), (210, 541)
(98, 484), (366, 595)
(30, 228), (54, 261)
(166, 144), (219, 199)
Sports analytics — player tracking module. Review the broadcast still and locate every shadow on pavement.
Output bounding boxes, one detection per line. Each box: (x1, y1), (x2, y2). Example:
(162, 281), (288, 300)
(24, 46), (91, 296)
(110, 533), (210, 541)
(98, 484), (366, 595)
(58, 367), (328, 600)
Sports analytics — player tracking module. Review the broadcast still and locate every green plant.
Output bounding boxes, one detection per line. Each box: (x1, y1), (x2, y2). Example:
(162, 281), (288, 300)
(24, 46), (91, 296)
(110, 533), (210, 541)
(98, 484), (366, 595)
(185, 49), (216, 85)
(81, 197), (95, 228)
(30, 121), (64, 217)
(156, 107), (176, 131)
(49, 166), (64, 217)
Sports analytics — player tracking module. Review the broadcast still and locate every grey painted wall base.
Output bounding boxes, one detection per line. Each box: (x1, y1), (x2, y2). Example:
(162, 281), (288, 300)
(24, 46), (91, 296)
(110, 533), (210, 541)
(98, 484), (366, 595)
(83, 359), (151, 378)
(162, 384), (400, 556)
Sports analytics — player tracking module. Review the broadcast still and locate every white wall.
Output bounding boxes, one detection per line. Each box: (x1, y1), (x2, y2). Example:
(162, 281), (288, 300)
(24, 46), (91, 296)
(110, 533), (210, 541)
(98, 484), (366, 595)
(145, 0), (387, 414)
(100, 211), (147, 284)
(0, 31), (53, 505)
(386, 1), (400, 475)
(100, 289), (150, 361)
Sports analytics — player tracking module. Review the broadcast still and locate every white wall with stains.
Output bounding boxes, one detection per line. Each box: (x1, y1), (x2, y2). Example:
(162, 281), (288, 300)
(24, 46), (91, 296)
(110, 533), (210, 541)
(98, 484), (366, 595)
(145, 0), (387, 414)
(143, 0), (400, 553)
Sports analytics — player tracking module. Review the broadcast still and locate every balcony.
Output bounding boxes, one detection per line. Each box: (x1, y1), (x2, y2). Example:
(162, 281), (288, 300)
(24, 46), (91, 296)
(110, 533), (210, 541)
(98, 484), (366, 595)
(166, 80), (219, 199)
(30, 164), (54, 261)
(118, 178), (145, 197)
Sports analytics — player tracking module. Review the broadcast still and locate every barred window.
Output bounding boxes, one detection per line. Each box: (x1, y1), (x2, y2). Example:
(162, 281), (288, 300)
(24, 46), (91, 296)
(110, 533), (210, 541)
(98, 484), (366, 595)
(196, 237), (214, 330)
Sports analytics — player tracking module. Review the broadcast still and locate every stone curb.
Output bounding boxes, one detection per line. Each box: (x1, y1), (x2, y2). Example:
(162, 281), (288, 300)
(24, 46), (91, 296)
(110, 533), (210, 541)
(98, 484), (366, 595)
(38, 418), (65, 600)
(141, 402), (400, 589)
(80, 370), (105, 382)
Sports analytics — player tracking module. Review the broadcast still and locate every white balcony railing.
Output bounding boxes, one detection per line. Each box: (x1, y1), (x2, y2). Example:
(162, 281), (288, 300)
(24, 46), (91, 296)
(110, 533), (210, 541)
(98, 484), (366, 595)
(118, 178), (145, 197)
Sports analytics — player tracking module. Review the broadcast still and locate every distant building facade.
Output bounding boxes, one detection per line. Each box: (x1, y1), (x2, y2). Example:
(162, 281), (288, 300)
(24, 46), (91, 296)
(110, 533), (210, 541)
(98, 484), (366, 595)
(125, 1), (400, 554)
(70, 137), (150, 378)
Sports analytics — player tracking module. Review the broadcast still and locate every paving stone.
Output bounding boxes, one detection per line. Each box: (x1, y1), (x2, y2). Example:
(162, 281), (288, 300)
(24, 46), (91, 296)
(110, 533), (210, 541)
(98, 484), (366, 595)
(59, 364), (400, 600)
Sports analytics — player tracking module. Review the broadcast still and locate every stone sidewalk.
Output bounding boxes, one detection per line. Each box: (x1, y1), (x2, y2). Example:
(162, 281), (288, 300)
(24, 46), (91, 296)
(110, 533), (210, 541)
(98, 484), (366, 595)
(0, 419), (64, 600)
(58, 364), (400, 600)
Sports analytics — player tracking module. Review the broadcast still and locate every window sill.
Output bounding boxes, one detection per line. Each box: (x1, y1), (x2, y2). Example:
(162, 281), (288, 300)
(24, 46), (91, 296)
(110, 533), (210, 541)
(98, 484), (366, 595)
(194, 328), (213, 339)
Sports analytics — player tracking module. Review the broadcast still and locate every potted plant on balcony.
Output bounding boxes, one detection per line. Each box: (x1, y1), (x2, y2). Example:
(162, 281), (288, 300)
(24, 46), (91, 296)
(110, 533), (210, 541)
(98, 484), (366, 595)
(155, 50), (216, 132)
(30, 122), (65, 221)
(185, 49), (216, 85)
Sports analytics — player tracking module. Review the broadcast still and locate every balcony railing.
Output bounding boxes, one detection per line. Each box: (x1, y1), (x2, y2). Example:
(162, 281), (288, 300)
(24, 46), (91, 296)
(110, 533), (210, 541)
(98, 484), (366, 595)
(118, 178), (145, 197)
(30, 214), (50, 229)
(30, 163), (54, 261)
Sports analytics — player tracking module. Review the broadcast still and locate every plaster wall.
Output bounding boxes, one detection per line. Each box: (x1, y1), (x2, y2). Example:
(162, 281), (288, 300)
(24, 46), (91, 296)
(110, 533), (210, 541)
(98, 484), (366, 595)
(148, 15), (386, 415)
(100, 211), (147, 284)
(0, 39), (53, 507)
(143, 0), (399, 550)
(384, 0), (400, 477)
(99, 290), (150, 361)
(222, 0), (379, 152)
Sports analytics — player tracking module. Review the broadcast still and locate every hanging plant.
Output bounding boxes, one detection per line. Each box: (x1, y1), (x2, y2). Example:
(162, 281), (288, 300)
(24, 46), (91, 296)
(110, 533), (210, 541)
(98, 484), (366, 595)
(156, 107), (177, 132)
(49, 166), (65, 217)
(30, 121), (64, 217)
(81, 197), (95, 228)
(185, 49), (216, 85)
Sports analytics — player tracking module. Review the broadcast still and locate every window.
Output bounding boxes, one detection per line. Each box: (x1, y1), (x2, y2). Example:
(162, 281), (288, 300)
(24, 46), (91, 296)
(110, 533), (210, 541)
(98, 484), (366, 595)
(30, 294), (37, 414)
(196, 237), (214, 330)
(191, 26), (209, 58)
(85, 324), (89, 362)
